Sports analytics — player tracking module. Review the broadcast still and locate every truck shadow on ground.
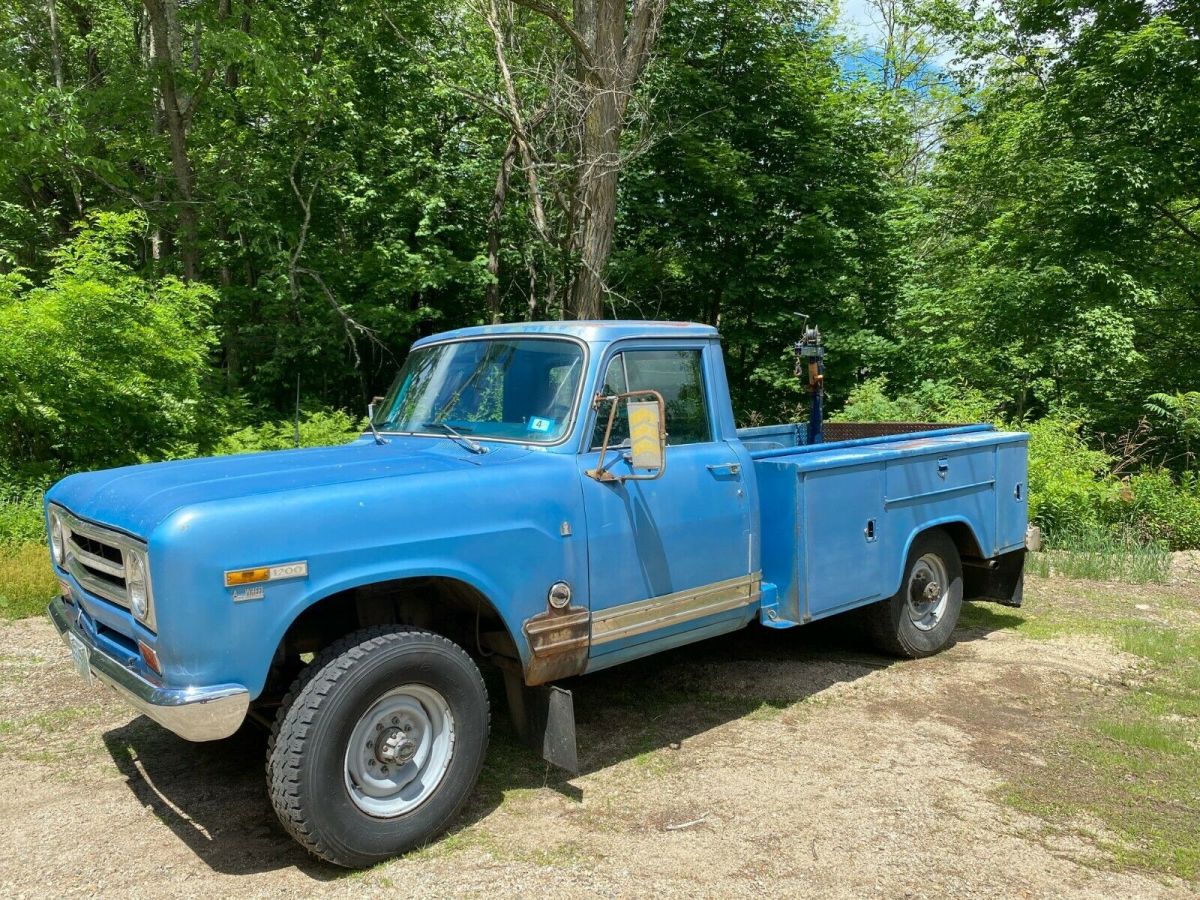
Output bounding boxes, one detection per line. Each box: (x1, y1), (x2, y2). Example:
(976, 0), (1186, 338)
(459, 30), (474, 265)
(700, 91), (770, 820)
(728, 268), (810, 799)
(101, 605), (1014, 878)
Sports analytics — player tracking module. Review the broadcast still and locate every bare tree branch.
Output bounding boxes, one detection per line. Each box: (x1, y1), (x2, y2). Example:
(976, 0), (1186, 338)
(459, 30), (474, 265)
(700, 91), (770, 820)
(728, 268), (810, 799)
(509, 0), (595, 68)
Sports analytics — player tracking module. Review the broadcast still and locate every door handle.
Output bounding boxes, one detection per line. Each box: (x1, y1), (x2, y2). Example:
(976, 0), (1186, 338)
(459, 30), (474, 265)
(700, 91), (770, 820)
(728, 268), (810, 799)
(706, 462), (741, 478)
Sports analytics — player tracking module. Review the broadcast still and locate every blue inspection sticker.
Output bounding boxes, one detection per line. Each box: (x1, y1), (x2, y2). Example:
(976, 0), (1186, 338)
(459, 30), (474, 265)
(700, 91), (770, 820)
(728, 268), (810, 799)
(527, 416), (555, 433)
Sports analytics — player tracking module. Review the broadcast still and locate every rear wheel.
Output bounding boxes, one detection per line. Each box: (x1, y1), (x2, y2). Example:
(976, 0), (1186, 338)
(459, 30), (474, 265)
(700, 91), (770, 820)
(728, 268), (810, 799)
(266, 626), (489, 868)
(867, 530), (963, 658)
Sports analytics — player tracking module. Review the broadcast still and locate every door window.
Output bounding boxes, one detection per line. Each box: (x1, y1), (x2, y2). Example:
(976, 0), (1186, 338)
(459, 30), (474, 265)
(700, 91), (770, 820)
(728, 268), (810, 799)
(591, 349), (711, 448)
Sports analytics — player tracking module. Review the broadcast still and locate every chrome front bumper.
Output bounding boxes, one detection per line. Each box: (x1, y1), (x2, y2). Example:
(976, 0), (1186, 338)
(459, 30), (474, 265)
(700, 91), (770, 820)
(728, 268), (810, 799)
(48, 596), (249, 741)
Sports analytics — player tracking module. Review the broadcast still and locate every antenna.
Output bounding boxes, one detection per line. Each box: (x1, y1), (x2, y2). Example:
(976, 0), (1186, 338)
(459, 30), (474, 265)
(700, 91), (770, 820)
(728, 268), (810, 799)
(294, 374), (301, 449)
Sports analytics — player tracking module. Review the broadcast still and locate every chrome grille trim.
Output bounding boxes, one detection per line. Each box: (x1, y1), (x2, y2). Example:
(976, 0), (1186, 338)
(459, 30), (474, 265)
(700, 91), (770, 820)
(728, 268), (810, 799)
(68, 535), (126, 578)
(55, 507), (145, 615)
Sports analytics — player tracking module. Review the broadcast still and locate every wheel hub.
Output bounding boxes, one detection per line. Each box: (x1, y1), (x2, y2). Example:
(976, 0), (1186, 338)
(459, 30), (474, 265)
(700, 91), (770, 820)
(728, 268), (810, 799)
(905, 553), (950, 632)
(344, 684), (456, 819)
(909, 572), (940, 604)
(377, 727), (418, 766)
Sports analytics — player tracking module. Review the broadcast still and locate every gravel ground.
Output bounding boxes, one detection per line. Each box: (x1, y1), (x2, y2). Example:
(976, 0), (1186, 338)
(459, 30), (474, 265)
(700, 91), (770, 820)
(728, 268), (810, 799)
(0, 581), (1195, 898)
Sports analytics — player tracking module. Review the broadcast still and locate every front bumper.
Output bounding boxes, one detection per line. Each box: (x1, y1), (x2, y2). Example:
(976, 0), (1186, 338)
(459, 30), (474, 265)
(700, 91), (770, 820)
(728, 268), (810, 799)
(48, 596), (249, 741)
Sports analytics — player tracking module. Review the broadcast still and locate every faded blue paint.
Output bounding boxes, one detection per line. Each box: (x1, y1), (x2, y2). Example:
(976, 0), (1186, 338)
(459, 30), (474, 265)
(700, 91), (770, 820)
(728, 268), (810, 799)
(45, 321), (1027, 706)
(754, 428), (1028, 625)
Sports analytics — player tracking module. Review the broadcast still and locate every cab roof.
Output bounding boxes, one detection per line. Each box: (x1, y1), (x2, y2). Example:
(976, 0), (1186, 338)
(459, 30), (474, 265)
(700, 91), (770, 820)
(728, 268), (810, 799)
(412, 320), (718, 348)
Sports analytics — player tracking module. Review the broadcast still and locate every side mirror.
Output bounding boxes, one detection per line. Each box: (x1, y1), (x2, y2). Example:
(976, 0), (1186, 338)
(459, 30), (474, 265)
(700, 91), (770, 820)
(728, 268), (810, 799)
(367, 394), (385, 421)
(587, 389), (667, 482)
(366, 395), (388, 445)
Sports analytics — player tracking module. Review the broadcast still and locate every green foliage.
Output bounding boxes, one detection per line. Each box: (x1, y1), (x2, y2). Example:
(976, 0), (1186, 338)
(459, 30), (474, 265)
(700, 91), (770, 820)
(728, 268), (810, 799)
(1124, 469), (1200, 552)
(832, 376), (994, 423)
(0, 541), (57, 621)
(0, 486), (44, 550)
(881, 2), (1200, 432)
(612, 0), (897, 421)
(1026, 525), (1171, 584)
(215, 409), (365, 455)
(1144, 392), (1200, 468)
(0, 211), (218, 471)
(1025, 415), (1119, 535)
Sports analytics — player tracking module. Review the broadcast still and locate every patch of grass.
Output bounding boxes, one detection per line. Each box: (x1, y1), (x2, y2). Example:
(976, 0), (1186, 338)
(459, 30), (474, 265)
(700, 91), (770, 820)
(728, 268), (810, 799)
(0, 541), (57, 620)
(1029, 526), (1172, 584)
(993, 586), (1200, 882)
(957, 601), (1063, 640)
(27, 703), (106, 733)
(0, 488), (45, 548)
(632, 747), (676, 776)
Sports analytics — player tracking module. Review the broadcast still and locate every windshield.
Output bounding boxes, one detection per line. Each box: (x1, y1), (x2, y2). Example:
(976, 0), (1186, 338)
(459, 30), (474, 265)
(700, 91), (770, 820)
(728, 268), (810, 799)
(372, 338), (585, 444)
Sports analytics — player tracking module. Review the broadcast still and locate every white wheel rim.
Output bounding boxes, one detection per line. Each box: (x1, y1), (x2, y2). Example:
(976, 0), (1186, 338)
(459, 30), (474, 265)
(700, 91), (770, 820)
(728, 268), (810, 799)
(344, 684), (456, 818)
(906, 553), (950, 632)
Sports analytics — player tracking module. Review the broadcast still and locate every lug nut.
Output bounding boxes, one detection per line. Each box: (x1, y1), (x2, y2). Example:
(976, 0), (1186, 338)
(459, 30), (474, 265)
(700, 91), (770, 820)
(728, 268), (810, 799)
(391, 716), (399, 725)
(403, 724), (412, 733)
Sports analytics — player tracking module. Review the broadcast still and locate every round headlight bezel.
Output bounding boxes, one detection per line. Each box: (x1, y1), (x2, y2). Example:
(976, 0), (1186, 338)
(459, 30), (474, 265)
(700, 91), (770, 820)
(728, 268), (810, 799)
(127, 552), (150, 622)
(49, 511), (65, 566)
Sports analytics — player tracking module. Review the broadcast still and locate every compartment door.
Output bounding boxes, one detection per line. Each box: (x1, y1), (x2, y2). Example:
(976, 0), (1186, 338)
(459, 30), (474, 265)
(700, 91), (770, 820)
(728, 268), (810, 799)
(802, 464), (885, 618)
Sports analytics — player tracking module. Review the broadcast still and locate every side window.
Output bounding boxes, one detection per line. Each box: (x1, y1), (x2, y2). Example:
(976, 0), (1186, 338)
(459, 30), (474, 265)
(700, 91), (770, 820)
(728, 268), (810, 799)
(591, 349), (712, 449)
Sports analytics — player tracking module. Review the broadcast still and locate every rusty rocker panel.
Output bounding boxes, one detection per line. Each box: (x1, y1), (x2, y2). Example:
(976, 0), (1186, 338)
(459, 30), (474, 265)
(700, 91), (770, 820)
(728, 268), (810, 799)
(521, 573), (762, 684)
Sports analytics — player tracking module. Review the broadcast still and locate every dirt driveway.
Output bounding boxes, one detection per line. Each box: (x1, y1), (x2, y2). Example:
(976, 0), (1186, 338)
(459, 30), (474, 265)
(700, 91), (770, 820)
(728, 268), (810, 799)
(0, 580), (1195, 898)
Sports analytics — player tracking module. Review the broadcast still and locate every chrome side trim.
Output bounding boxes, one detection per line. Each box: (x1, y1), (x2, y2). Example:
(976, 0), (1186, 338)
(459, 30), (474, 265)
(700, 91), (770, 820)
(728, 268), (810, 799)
(48, 597), (248, 742)
(591, 572), (762, 646)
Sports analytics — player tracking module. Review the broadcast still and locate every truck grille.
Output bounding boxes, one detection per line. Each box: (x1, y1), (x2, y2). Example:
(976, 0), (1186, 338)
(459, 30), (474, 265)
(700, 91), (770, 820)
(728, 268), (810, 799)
(58, 509), (140, 613)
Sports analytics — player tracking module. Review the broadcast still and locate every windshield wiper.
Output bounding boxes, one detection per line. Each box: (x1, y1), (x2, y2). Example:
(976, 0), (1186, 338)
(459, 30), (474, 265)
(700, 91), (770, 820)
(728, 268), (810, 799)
(421, 421), (488, 455)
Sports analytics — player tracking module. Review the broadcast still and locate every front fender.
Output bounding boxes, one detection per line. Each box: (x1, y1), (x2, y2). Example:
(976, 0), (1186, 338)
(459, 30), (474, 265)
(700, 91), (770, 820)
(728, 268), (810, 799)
(146, 454), (587, 699)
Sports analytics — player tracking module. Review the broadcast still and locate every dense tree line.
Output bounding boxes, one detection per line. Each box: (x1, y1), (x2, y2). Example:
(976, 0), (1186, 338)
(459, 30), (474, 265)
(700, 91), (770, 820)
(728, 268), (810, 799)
(1, 0), (1198, 505)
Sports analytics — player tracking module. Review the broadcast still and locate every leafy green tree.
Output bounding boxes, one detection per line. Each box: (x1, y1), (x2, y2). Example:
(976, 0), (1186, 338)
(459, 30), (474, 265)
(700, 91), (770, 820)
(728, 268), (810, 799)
(612, 0), (896, 421)
(887, 0), (1200, 429)
(0, 211), (218, 472)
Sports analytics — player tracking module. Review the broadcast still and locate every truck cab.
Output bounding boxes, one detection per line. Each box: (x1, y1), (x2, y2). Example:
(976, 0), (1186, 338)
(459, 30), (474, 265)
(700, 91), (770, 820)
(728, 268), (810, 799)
(45, 320), (1027, 867)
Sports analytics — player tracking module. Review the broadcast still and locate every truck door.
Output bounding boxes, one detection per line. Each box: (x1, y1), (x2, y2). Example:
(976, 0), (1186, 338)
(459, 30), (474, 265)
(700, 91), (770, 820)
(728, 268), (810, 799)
(577, 345), (755, 662)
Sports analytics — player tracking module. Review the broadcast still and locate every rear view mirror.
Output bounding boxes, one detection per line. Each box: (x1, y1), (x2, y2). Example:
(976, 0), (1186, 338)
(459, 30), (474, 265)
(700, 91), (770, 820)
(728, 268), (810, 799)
(587, 389), (667, 482)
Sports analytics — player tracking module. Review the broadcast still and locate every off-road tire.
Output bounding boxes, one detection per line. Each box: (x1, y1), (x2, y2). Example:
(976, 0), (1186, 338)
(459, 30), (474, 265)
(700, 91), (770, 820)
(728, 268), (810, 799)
(266, 626), (490, 868)
(866, 529), (963, 658)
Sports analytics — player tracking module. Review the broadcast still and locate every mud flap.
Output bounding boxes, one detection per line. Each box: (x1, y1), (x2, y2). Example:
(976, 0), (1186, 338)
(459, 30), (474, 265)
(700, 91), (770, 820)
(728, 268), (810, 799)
(502, 668), (579, 774)
(963, 548), (1026, 608)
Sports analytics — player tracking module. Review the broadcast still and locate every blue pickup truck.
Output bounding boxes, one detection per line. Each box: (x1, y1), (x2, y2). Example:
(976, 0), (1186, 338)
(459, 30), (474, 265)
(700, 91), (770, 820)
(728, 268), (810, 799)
(45, 320), (1027, 866)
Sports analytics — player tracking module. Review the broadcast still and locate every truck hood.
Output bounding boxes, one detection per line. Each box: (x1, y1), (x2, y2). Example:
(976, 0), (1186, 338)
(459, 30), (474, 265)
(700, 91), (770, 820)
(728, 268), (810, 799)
(47, 437), (530, 538)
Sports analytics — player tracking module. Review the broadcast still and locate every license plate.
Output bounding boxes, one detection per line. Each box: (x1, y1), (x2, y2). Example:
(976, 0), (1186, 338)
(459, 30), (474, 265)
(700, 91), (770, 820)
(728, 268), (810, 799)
(67, 633), (93, 685)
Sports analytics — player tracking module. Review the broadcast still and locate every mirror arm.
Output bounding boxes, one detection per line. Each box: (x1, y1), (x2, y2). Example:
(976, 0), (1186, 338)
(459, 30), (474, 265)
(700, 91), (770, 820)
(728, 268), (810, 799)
(585, 393), (621, 482)
(585, 389), (667, 483)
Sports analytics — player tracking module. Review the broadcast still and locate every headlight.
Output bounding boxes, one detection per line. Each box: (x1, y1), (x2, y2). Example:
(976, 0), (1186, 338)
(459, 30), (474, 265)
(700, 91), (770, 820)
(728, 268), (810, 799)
(49, 510), (65, 566)
(126, 551), (152, 625)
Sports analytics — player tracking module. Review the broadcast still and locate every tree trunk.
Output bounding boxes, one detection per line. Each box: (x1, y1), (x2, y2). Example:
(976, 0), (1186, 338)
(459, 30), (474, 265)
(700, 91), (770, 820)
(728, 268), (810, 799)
(144, 0), (199, 280)
(46, 0), (64, 89)
(500, 0), (665, 319)
(486, 134), (519, 323)
(569, 0), (623, 320)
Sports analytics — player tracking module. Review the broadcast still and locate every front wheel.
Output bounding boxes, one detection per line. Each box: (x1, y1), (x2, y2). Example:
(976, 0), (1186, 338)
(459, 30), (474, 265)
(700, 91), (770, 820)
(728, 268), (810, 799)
(866, 530), (963, 658)
(266, 626), (490, 867)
